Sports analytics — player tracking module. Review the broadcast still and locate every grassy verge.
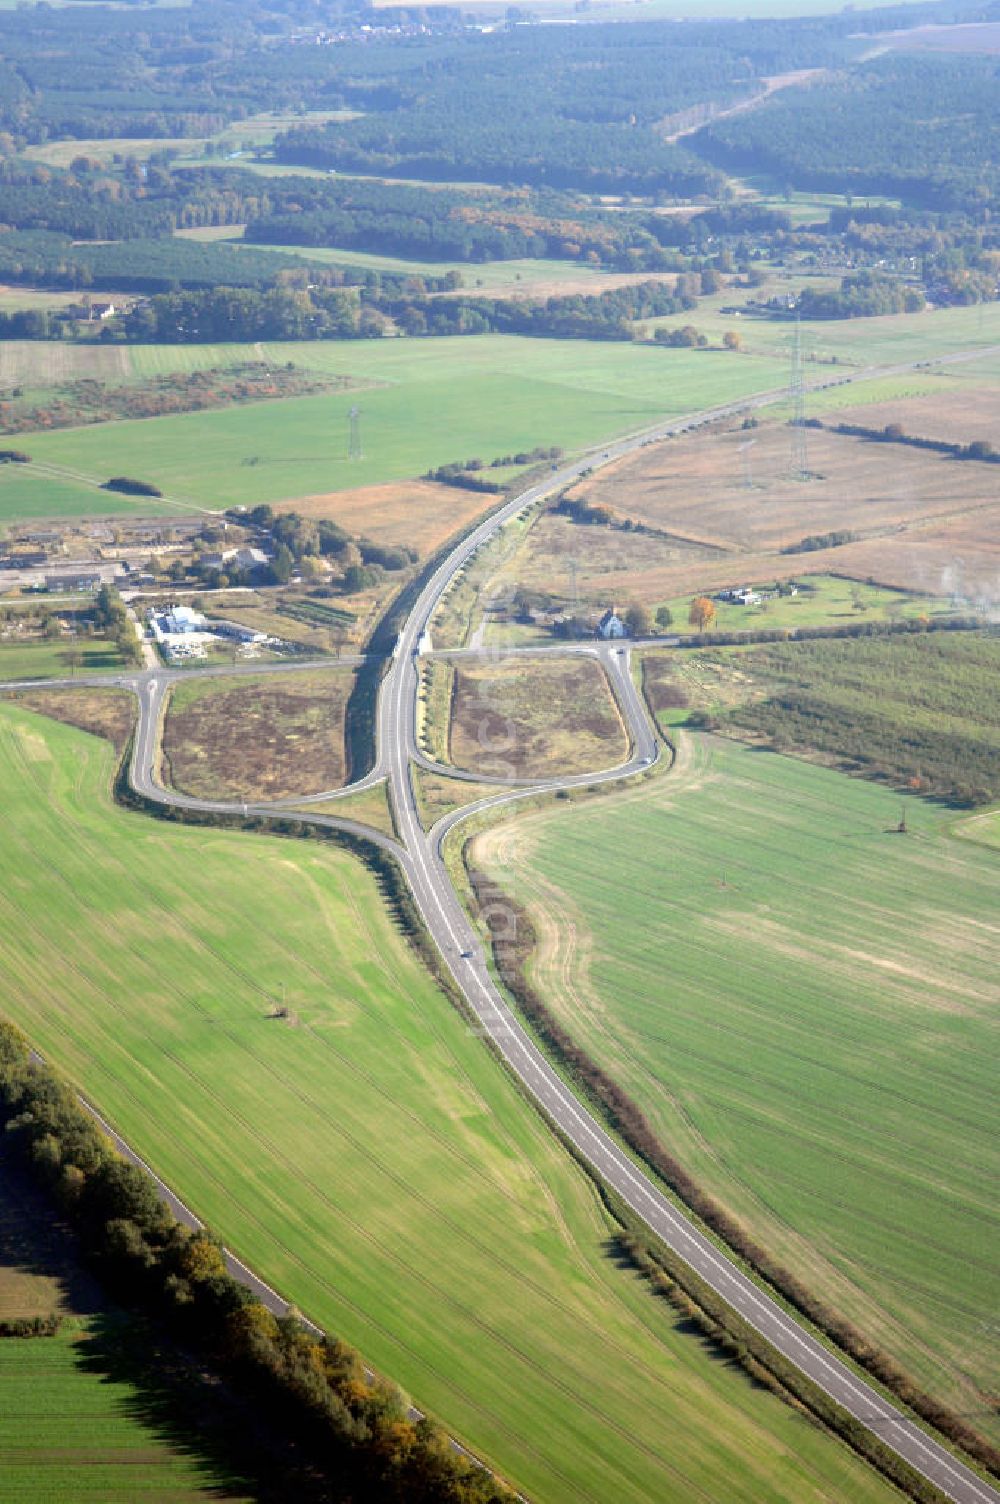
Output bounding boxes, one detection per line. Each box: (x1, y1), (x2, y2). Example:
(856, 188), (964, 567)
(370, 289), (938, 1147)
(286, 779), (397, 841)
(411, 765), (520, 831)
(417, 659), (455, 763)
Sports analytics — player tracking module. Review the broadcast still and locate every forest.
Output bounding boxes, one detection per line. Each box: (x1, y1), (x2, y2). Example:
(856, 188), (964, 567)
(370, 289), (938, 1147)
(696, 54), (1000, 212)
(0, 228), (312, 295)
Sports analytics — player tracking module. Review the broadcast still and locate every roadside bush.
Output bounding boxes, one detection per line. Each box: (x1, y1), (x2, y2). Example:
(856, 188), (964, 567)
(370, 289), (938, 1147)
(101, 476), (163, 498)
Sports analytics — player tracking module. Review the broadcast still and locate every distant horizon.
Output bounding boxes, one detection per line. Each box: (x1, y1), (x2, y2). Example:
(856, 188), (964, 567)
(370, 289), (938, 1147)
(372, 0), (941, 19)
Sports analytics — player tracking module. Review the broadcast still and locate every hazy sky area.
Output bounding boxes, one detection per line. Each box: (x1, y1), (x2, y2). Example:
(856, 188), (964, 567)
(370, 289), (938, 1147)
(650, 0), (934, 12)
(444, 0), (941, 20)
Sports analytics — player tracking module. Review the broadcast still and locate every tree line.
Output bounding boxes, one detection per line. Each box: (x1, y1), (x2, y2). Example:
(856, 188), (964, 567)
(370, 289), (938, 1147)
(810, 417), (1000, 464)
(105, 277), (698, 346)
(92, 584), (142, 667)
(695, 53), (1000, 214)
(793, 270), (925, 320)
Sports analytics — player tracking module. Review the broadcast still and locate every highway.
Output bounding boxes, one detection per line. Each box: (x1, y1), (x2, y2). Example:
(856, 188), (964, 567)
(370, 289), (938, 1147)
(5, 347), (1000, 1504)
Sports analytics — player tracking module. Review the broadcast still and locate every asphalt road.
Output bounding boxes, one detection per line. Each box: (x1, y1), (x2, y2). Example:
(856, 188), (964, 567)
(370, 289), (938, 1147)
(7, 347), (1000, 1504)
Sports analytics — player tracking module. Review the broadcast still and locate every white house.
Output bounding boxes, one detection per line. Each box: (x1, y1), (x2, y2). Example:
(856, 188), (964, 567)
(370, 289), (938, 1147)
(717, 586), (761, 606)
(202, 546), (270, 572)
(597, 607), (627, 639)
(163, 605), (207, 634)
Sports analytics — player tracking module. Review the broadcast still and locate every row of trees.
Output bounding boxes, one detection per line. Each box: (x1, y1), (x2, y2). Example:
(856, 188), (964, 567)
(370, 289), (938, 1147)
(814, 418), (1000, 464)
(794, 270), (924, 320)
(106, 278), (699, 347)
(92, 584), (142, 667)
(0, 1018), (512, 1501)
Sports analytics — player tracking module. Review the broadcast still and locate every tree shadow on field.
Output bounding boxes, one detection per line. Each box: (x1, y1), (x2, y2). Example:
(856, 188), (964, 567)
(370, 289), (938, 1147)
(601, 1235), (782, 1387)
(0, 1145), (102, 1318)
(77, 1311), (344, 1503)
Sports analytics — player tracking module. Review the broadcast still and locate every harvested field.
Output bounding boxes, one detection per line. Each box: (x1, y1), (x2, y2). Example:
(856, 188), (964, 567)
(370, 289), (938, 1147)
(280, 479), (499, 559)
(0, 341), (132, 388)
(162, 668), (354, 801)
(436, 269), (680, 302)
(450, 657), (628, 778)
(483, 509), (724, 616)
(559, 416), (1000, 600)
(830, 384), (1000, 448)
(0, 1151), (101, 1322)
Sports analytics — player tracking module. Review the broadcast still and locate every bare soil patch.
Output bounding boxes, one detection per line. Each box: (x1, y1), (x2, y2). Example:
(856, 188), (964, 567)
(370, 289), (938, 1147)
(278, 479), (499, 558)
(830, 386), (1000, 447)
(450, 657), (628, 778)
(162, 668), (354, 801)
(12, 687), (135, 755)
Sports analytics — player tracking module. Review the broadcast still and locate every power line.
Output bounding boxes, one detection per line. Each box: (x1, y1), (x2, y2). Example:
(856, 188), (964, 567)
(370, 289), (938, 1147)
(567, 557), (581, 609)
(739, 437), (756, 491)
(348, 405), (363, 461)
(789, 313), (809, 481)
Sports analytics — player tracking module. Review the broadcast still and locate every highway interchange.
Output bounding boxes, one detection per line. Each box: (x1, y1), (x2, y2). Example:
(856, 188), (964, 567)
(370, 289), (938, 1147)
(5, 352), (1000, 1504)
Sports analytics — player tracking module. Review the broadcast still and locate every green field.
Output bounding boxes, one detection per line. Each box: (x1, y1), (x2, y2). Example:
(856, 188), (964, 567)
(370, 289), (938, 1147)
(0, 1326), (237, 1502)
(474, 737), (1000, 1439)
(0, 636), (125, 682)
(177, 227), (608, 286)
(4, 291), (1000, 523)
(954, 807), (1000, 850)
(661, 574), (951, 635)
(10, 340), (790, 512)
(0, 702), (901, 1504)
(0, 467), (143, 525)
(644, 290), (1000, 372)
